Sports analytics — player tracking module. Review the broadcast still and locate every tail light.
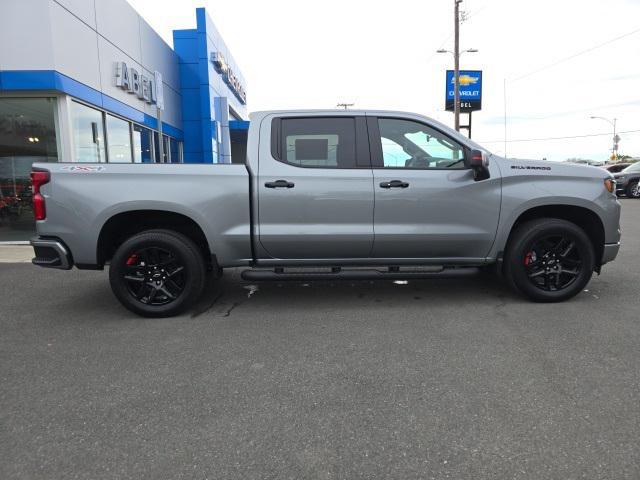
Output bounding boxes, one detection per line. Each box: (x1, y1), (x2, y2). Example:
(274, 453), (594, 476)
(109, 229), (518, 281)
(31, 170), (50, 220)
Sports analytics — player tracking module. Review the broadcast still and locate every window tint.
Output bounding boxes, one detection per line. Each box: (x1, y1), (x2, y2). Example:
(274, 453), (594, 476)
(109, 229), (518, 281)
(106, 114), (132, 163)
(71, 101), (106, 163)
(377, 118), (465, 169)
(279, 117), (356, 168)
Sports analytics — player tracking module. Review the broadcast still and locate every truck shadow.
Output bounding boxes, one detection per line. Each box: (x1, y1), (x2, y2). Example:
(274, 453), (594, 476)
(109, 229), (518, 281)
(192, 269), (523, 318)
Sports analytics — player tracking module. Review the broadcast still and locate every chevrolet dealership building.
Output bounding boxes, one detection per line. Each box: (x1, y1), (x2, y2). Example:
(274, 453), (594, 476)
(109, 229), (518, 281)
(0, 0), (248, 241)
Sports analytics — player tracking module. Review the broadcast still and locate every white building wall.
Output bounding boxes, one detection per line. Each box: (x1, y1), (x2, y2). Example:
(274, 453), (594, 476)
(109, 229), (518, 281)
(0, 0), (182, 129)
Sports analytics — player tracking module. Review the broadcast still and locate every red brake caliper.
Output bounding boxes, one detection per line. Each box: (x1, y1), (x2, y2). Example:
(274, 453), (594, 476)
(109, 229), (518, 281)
(524, 251), (534, 266)
(126, 254), (138, 266)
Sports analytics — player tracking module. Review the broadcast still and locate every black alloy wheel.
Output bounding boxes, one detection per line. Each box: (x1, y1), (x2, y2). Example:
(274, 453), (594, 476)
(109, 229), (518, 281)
(523, 235), (582, 292)
(123, 246), (186, 306)
(109, 230), (206, 317)
(504, 218), (595, 302)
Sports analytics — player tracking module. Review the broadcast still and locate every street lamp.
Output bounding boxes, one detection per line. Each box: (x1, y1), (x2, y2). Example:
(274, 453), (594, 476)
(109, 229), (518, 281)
(590, 116), (619, 161)
(437, 48), (478, 130)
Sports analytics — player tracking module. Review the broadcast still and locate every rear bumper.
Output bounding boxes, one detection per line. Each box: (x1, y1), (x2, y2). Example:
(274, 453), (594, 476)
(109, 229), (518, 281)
(30, 237), (73, 270)
(601, 242), (620, 265)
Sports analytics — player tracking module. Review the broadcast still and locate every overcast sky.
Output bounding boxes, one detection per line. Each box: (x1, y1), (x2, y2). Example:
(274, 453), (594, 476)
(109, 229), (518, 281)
(128, 0), (640, 162)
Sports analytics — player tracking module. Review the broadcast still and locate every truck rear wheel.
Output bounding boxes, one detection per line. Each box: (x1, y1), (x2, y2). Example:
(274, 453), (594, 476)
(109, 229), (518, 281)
(503, 218), (595, 302)
(109, 229), (206, 317)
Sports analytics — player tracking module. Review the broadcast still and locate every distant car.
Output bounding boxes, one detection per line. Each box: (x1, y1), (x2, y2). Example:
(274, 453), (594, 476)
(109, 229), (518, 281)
(613, 162), (640, 198)
(603, 163), (631, 174)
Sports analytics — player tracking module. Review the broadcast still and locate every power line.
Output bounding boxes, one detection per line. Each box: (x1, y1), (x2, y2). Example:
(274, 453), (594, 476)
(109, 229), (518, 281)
(511, 26), (640, 82)
(479, 129), (640, 144)
(499, 99), (640, 122)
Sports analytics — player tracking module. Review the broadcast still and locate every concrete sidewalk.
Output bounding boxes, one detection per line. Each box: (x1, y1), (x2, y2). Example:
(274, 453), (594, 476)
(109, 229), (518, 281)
(0, 245), (33, 263)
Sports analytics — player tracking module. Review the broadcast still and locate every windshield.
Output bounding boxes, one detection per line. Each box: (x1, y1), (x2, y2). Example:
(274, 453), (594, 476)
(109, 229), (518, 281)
(622, 162), (640, 173)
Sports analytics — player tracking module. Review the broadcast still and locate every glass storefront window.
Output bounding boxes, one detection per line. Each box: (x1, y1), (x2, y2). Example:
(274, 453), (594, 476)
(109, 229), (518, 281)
(169, 137), (180, 163)
(0, 97), (58, 241)
(153, 131), (171, 163)
(71, 101), (106, 163)
(106, 114), (132, 163)
(153, 131), (161, 163)
(133, 124), (153, 163)
(162, 135), (170, 163)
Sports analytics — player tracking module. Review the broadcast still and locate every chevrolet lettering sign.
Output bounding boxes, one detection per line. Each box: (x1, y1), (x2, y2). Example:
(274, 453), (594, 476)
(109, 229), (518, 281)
(211, 51), (247, 105)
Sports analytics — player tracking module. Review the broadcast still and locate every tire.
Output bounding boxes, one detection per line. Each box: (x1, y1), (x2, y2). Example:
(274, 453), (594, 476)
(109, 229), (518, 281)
(503, 218), (595, 303)
(109, 229), (206, 317)
(626, 180), (640, 199)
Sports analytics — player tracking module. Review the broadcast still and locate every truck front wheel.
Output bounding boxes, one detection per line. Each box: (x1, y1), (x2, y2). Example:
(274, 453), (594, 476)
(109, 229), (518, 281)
(109, 229), (206, 317)
(504, 218), (595, 302)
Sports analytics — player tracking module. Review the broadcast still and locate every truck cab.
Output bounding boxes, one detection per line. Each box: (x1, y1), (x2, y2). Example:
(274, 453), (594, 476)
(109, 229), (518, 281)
(250, 110), (499, 264)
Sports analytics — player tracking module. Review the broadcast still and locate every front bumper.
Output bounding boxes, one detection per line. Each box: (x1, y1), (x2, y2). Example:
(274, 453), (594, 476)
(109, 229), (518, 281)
(30, 237), (73, 270)
(601, 242), (620, 265)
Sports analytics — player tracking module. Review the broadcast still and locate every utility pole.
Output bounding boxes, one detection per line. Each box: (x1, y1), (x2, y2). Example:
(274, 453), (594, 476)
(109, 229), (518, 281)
(454, 0), (462, 131)
(590, 116), (619, 161)
(613, 118), (619, 161)
(437, 1), (476, 133)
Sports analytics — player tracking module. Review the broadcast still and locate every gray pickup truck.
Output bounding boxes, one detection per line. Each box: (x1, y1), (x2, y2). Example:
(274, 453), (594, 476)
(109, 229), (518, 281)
(30, 110), (621, 317)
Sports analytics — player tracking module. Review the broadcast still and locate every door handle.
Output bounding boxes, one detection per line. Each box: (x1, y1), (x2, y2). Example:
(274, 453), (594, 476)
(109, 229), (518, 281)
(379, 180), (409, 189)
(265, 179), (295, 189)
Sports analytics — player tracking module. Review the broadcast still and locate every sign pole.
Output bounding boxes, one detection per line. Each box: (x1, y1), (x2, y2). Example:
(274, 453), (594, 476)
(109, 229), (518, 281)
(153, 71), (165, 163)
(454, 0), (461, 131)
(156, 107), (164, 163)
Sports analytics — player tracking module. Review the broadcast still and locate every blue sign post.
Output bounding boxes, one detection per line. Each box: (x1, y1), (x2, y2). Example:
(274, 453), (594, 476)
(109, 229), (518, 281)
(445, 70), (482, 113)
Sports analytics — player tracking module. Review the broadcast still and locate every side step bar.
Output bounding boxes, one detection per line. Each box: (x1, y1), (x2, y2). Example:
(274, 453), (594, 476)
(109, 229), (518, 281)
(241, 267), (480, 282)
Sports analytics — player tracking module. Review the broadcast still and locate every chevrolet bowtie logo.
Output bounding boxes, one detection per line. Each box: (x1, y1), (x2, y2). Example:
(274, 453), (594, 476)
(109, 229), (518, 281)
(451, 74), (479, 86)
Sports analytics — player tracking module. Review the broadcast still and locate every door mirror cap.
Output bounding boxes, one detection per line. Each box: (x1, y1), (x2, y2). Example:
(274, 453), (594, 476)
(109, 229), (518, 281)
(466, 149), (490, 169)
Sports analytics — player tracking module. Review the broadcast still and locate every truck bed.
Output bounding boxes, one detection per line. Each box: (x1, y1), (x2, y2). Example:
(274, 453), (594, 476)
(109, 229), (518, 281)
(33, 163), (252, 267)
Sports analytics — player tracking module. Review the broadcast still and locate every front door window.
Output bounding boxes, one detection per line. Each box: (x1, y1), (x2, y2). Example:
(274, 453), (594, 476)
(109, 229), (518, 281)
(378, 118), (466, 169)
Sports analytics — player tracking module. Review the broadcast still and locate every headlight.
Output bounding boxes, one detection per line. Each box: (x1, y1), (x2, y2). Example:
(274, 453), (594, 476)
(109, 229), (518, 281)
(616, 175), (626, 182)
(604, 178), (615, 193)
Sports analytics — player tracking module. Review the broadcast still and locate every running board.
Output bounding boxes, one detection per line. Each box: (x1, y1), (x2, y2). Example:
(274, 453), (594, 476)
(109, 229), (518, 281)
(241, 266), (480, 282)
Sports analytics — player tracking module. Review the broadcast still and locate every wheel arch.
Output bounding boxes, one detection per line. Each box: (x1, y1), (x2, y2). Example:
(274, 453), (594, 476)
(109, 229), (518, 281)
(97, 210), (213, 267)
(502, 204), (605, 270)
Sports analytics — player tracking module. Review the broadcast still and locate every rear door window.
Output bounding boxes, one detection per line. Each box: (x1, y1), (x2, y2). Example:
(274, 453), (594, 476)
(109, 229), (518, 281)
(276, 117), (357, 168)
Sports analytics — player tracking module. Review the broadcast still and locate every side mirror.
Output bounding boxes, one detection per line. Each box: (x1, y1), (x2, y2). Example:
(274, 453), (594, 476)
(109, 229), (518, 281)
(466, 149), (490, 181)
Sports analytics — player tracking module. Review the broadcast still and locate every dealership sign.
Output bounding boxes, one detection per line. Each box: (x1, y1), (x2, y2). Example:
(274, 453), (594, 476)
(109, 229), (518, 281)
(115, 62), (164, 110)
(445, 70), (482, 112)
(211, 51), (247, 105)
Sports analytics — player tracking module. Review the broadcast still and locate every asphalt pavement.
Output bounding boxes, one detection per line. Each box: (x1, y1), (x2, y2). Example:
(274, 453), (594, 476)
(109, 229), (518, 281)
(1, 200), (639, 480)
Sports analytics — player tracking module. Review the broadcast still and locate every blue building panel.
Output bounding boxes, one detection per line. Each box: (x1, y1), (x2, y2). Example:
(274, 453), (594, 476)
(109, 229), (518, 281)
(182, 120), (203, 152)
(177, 61), (200, 90)
(179, 88), (201, 122)
(173, 7), (247, 163)
(229, 120), (250, 131)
